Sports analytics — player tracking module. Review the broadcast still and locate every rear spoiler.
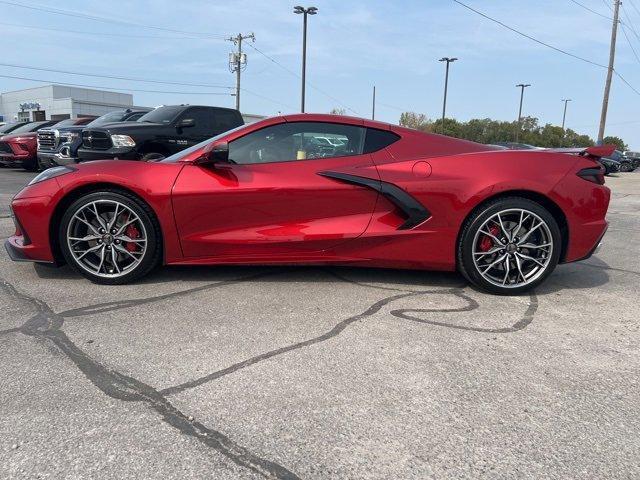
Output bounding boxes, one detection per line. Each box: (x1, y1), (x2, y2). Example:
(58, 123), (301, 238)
(542, 144), (616, 159)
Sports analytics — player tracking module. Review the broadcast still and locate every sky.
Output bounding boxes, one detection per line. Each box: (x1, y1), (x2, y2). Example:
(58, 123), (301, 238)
(1, 0), (639, 147)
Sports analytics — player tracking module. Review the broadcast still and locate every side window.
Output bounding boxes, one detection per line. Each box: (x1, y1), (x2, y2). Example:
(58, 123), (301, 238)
(127, 112), (146, 121)
(178, 108), (214, 136)
(212, 110), (243, 134)
(228, 122), (366, 165)
(363, 128), (400, 153)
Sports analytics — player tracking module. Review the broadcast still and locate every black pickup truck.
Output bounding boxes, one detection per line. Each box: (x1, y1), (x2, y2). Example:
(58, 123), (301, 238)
(38, 108), (151, 169)
(77, 105), (244, 162)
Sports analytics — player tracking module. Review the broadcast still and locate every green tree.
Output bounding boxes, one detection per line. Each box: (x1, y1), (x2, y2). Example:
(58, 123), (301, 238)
(329, 108), (346, 115)
(399, 112), (431, 131)
(602, 135), (627, 151)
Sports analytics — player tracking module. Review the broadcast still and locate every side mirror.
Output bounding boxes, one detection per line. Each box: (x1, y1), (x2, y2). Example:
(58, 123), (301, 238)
(196, 141), (230, 165)
(211, 141), (229, 163)
(177, 118), (195, 129)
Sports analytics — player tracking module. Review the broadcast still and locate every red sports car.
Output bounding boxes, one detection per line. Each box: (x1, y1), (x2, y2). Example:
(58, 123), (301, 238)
(5, 114), (611, 294)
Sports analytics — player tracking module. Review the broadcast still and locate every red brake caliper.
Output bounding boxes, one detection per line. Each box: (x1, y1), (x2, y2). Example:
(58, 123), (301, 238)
(479, 225), (501, 252)
(125, 224), (140, 252)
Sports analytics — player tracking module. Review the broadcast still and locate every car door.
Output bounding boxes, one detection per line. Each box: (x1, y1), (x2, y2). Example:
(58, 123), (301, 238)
(172, 120), (381, 258)
(166, 107), (214, 153)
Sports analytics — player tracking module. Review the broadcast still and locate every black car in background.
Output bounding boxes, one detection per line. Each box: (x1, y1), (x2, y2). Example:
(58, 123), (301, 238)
(604, 150), (635, 172)
(77, 105), (244, 162)
(0, 121), (30, 138)
(623, 150), (640, 170)
(37, 108), (151, 169)
(599, 156), (621, 175)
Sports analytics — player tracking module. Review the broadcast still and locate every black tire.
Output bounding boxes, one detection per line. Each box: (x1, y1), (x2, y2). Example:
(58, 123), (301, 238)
(141, 152), (165, 162)
(22, 158), (39, 172)
(58, 190), (162, 285)
(457, 197), (561, 295)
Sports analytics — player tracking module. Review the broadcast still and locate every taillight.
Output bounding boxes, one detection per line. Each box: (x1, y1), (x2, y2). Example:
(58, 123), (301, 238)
(577, 166), (605, 185)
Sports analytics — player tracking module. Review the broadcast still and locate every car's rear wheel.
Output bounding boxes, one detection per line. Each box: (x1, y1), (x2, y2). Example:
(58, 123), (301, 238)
(59, 190), (161, 284)
(458, 197), (561, 295)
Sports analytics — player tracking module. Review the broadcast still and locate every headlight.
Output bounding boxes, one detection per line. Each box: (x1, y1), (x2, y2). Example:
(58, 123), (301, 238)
(111, 134), (136, 147)
(60, 132), (80, 143)
(28, 166), (76, 185)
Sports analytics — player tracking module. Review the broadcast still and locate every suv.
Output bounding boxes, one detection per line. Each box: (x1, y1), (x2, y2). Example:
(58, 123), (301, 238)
(77, 105), (244, 162)
(38, 108), (151, 169)
(0, 120), (60, 170)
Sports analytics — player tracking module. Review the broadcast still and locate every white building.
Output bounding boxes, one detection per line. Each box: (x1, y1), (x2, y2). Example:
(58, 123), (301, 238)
(0, 85), (134, 122)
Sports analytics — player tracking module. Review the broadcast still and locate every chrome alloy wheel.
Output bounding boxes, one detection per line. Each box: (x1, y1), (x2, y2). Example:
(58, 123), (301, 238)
(471, 208), (553, 289)
(66, 200), (147, 278)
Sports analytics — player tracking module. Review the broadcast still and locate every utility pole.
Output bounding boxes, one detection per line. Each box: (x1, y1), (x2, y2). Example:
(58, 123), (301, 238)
(515, 83), (531, 142)
(227, 33), (255, 111)
(598, 0), (621, 144)
(294, 6), (318, 113)
(561, 99), (572, 130)
(439, 57), (458, 134)
(372, 85), (376, 120)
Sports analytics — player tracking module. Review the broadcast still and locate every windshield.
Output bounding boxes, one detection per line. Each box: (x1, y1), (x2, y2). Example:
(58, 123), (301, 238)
(161, 123), (249, 163)
(136, 106), (184, 124)
(0, 122), (24, 134)
(52, 119), (77, 127)
(87, 111), (127, 127)
(5, 121), (47, 134)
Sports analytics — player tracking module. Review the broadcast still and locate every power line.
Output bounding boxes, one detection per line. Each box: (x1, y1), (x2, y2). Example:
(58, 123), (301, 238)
(620, 23), (640, 64)
(0, 62), (234, 89)
(620, 3), (640, 45)
(628, 0), (640, 17)
(452, 0), (608, 68)
(568, 0), (613, 19)
(0, 73), (232, 96)
(614, 70), (640, 95)
(246, 43), (359, 114)
(0, 21), (220, 40)
(0, 0), (227, 38)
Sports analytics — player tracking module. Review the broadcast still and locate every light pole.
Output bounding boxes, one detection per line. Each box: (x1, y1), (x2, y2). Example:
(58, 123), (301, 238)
(515, 83), (531, 142)
(561, 99), (572, 130)
(439, 57), (457, 134)
(294, 6), (318, 113)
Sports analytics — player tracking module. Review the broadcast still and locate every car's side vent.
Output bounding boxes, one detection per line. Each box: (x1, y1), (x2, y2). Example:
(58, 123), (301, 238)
(577, 166), (605, 185)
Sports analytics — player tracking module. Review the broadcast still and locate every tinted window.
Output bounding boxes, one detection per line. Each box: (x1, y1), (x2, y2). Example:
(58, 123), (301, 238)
(213, 110), (243, 134)
(178, 108), (214, 136)
(126, 112), (146, 121)
(228, 122), (366, 164)
(363, 128), (400, 153)
(137, 106), (184, 124)
(7, 121), (51, 134)
(0, 122), (25, 134)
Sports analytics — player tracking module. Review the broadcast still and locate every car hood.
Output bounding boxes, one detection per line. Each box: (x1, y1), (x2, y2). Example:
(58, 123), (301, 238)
(40, 125), (86, 134)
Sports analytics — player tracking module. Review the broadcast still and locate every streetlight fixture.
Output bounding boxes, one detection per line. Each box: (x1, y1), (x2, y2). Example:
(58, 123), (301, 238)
(561, 99), (572, 130)
(515, 83), (531, 142)
(294, 5), (318, 113)
(439, 57), (458, 134)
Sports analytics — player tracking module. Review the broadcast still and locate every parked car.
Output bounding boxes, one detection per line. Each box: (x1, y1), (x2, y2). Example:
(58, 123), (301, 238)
(7, 114), (612, 295)
(599, 157), (621, 175)
(604, 150), (635, 172)
(0, 120), (59, 170)
(38, 109), (151, 170)
(77, 105), (244, 162)
(0, 121), (30, 137)
(623, 150), (640, 170)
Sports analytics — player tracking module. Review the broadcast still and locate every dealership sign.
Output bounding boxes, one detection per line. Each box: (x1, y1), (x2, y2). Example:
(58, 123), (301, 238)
(19, 102), (41, 111)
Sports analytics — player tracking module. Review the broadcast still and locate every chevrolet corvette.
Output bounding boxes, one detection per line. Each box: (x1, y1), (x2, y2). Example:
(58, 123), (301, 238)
(5, 114), (611, 294)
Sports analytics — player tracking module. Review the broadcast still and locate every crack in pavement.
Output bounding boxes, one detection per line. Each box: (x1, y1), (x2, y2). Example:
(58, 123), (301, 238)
(0, 269), (539, 479)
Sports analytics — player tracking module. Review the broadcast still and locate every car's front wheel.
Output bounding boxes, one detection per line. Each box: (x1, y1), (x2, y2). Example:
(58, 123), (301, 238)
(59, 190), (161, 284)
(458, 197), (561, 295)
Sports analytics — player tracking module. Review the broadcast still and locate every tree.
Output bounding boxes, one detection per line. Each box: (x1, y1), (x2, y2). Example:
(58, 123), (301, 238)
(399, 112), (431, 131)
(602, 136), (627, 151)
(329, 108), (346, 115)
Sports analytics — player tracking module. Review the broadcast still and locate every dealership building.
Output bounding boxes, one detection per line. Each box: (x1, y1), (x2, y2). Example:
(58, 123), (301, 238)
(0, 84), (135, 122)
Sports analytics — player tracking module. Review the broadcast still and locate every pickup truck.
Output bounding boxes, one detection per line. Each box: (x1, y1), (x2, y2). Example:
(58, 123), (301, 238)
(77, 105), (244, 162)
(37, 108), (151, 169)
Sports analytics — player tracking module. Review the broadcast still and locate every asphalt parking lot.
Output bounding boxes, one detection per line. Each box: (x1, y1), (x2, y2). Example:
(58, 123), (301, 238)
(0, 168), (638, 479)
